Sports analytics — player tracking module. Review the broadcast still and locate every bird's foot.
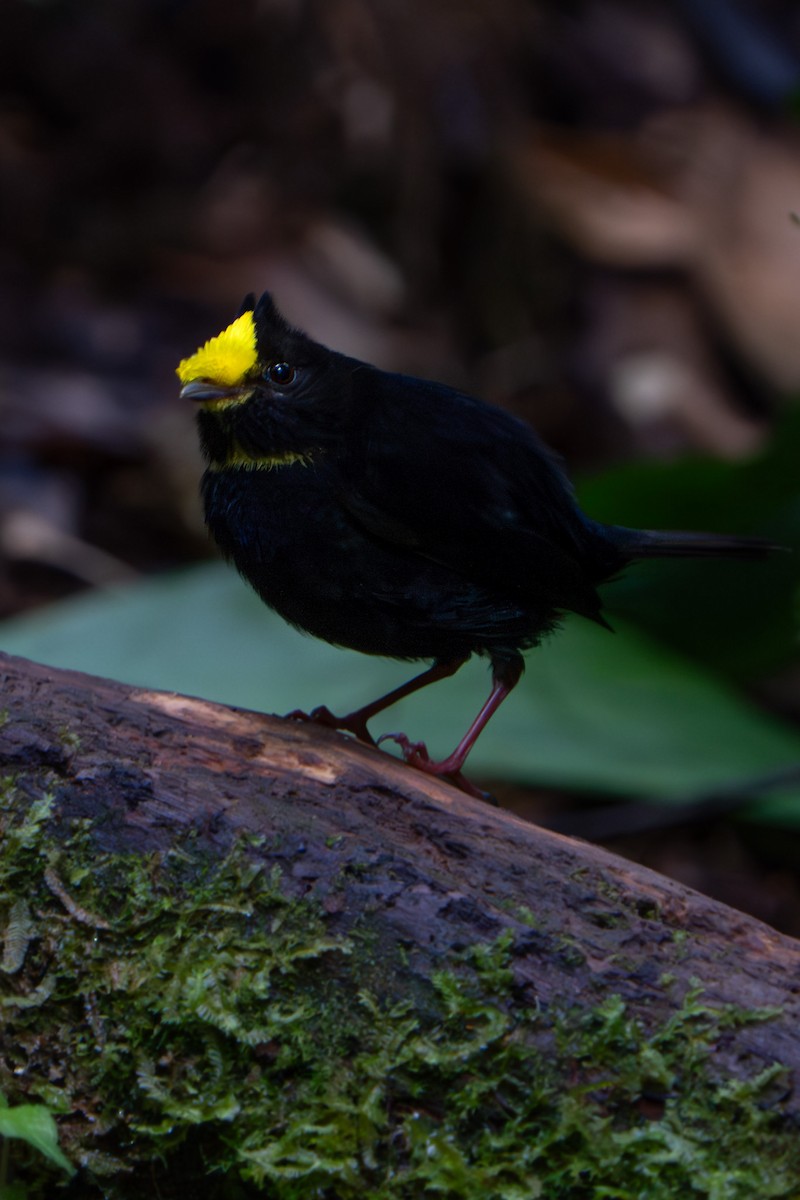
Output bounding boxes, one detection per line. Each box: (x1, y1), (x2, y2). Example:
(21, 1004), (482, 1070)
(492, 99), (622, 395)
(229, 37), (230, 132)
(286, 705), (375, 745)
(377, 732), (495, 803)
(377, 731), (434, 768)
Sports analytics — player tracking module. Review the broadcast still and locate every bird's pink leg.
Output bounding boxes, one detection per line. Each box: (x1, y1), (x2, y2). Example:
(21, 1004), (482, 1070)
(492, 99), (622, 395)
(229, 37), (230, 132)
(287, 657), (468, 745)
(378, 658), (523, 798)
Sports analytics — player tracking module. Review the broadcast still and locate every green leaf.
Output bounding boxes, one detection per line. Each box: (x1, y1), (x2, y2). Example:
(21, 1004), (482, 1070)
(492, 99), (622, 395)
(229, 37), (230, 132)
(0, 1102), (75, 1176)
(577, 409), (800, 679)
(1, 563), (799, 824)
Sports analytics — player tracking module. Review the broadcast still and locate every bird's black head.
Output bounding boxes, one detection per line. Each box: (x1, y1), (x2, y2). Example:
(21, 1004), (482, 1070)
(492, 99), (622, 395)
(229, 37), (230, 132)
(177, 292), (352, 468)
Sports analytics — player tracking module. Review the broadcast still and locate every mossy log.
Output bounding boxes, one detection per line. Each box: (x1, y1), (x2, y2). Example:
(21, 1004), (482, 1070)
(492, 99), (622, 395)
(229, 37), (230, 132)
(1, 648), (799, 1197)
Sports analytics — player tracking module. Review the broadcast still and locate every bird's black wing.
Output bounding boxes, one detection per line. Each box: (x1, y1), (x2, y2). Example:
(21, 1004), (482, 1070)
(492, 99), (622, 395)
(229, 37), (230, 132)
(339, 369), (606, 622)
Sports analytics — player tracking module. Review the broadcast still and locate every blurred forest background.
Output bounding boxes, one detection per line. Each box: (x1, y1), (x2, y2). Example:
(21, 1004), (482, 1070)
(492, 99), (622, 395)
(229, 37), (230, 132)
(2, 0), (800, 930)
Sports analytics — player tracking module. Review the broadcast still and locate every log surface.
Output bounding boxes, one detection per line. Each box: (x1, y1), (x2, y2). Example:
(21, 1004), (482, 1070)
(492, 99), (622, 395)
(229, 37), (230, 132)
(1, 649), (799, 1107)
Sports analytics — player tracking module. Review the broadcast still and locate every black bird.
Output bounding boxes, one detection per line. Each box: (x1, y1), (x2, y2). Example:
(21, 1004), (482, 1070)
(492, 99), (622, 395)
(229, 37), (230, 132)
(178, 292), (773, 796)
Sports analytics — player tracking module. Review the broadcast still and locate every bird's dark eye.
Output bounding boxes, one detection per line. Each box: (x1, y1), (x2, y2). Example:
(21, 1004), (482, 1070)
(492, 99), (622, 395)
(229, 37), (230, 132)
(266, 361), (296, 386)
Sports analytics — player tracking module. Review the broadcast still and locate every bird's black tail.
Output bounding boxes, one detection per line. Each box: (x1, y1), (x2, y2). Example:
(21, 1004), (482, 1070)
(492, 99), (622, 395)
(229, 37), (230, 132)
(608, 525), (780, 561)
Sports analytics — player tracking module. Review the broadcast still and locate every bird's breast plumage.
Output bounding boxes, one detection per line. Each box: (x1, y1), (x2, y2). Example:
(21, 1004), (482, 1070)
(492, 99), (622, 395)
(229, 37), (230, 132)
(199, 461), (558, 661)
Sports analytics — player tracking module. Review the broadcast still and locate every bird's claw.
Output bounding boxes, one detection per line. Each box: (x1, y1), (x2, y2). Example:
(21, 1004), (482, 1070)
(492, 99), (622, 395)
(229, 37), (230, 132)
(376, 732), (495, 803)
(287, 704), (339, 727)
(377, 731), (432, 766)
(286, 705), (375, 745)
(289, 719), (496, 803)
(377, 731), (432, 767)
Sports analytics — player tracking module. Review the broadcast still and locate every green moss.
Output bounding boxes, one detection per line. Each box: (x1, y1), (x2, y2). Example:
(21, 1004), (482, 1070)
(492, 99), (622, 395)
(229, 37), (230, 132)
(0, 787), (797, 1199)
(513, 905), (538, 927)
(56, 726), (81, 751)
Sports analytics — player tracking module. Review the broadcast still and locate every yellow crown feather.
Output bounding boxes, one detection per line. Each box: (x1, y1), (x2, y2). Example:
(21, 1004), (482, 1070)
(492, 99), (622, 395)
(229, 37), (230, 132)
(176, 310), (258, 387)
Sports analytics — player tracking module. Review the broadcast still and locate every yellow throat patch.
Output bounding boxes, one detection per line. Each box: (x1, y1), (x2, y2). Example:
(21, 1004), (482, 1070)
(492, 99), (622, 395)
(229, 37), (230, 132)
(176, 310), (258, 386)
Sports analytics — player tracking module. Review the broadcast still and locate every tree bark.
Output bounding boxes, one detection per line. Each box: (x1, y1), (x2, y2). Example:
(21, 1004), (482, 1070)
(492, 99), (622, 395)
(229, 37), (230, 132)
(1, 647), (799, 1112)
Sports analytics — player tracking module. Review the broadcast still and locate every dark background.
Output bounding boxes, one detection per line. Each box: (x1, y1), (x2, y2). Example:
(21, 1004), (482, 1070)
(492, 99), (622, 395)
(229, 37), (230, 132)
(2, 0), (800, 929)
